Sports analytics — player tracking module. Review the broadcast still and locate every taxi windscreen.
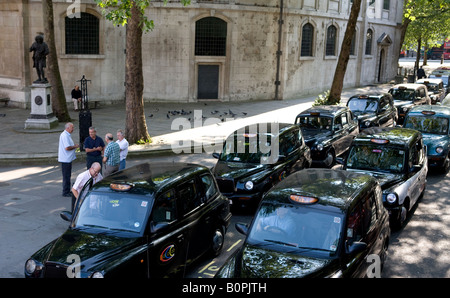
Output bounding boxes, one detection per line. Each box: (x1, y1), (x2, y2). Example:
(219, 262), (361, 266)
(220, 134), (273, 164)
(404, 116), (449, 135)
(347, 98), (378, 113)
(247, 203), (343, 258)
(73, 193), (151, 235)
(296, 116), (332, 130)
(389, 88), (414, 101)
(346, 144), (406, 173)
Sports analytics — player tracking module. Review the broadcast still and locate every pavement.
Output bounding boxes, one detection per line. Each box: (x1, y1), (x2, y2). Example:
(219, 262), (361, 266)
(0, 83), (394, 166)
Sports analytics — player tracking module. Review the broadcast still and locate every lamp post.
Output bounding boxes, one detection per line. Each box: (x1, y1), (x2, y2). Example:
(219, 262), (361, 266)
(77, 75), (92, 151)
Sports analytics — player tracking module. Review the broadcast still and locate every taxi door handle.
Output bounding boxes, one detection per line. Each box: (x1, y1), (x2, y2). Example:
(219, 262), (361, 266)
(177, 234), (184, 243)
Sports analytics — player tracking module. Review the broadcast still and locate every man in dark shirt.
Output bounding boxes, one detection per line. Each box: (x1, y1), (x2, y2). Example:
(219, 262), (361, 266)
(84, 127), (105, 173)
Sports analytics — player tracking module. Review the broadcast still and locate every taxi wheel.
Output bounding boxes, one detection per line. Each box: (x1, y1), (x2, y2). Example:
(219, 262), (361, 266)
(324, 149), (335, 168)
(210, 226), (225, 257)
(442, 153), (450, 174)
(394, 205), (408, 230)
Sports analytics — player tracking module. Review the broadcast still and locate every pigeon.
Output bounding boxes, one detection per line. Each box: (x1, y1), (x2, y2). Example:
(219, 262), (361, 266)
(166, 113), (170, 119)
(242, 112), (247, 116)
(148, 114), (153, 118)
(211, 110), (219, 114)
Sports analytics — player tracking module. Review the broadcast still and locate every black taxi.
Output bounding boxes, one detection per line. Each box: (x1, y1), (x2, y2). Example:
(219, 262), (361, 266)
(294, 106), (359, 167)
(346, 93), (397, 130)
(215, 169), (391, 278)
(388, 83), (431, 124)
(212, 122), (311, 209)
(25, 162), (231, 278)
(342, 127), (428, 229)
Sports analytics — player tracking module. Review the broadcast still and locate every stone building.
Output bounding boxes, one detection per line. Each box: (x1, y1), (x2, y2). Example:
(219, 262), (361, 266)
(0, 0), (403, 108)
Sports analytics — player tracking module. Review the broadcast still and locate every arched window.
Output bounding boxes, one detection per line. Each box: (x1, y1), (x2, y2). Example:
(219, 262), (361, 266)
(365, 29), (373, 55)
(301, 23), (314, 57)
(195, 17), (227, 56)
(65, 12), (99, 55)
(326, 25), (337, 56)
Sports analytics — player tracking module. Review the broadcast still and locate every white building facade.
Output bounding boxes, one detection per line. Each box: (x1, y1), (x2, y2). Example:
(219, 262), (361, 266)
(0, 0), (404, 108)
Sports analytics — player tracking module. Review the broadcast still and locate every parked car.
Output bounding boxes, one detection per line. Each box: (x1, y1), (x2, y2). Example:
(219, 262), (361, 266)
(294, 106), (359, 167)
(388, 83), (431, 124)
(404, 105), (450, 172)
(416, 78), (446, 104)
(25, 162), (232, 278)
(429, 74), (450, 95)
(215, 168), (391, 278)
(212, 122), (311, 209)
(441, 93), (450, 106)
(342, 127), (428, 229)
(346, 93), (397, 129)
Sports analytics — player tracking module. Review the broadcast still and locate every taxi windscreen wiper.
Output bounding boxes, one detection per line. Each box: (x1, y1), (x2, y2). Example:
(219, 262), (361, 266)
(263, 239), (297, 247)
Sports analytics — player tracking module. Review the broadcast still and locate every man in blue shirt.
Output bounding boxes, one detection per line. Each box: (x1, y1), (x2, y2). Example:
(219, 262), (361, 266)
(84, 127), (105, 173)
(58, 122), (79, 197)
(103, 133), (121, 177)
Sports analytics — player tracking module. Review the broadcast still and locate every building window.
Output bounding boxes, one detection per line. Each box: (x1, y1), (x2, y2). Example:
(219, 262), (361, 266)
(365, 29), (373, 55)
(369, 0), (375, 6)
(65, 12), (99, 55)
(195, 17), (227, 56)
(383, 0), (390, 10)
(326, 25), (337, 56)
(350, 33), (356, 56)
(301, 23), (314, 57)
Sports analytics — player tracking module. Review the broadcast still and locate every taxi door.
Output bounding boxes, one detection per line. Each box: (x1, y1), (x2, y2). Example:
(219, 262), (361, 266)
(407, 139), (427, 207)
(147, 189), (191, 278)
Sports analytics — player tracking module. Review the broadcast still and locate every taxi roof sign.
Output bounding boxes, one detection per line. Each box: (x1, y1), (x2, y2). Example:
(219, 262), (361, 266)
(289, 195), (319, 204)
(421, 110), (436, 115)
(110, 183), (133, 191)
(370, 138), (390, 144)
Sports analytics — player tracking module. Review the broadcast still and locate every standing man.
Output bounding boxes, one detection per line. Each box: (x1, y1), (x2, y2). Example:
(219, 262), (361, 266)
(103, 133), (121, 177)
(116, 129), (129, 170)
(58, 122), (79, 197)
(84, 127), (105, 173)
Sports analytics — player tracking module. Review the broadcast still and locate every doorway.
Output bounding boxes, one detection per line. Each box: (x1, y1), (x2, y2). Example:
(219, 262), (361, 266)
(197, 65), (219, 99)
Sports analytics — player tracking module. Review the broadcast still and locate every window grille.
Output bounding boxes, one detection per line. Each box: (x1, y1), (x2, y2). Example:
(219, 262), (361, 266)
(301, 23), (314, 57)
(365, 29), (373, 55)
(195, 17), (227, 56)
(65, 12), (99, 55)
(326, 25), (337, 56)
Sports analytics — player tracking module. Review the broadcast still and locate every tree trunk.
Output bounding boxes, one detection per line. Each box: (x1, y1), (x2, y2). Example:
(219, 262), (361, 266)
(415, 37), (422, 73)
(328, 0), (362, 105)
(125, 4), (150, 144)
(42, 0), (70, 122)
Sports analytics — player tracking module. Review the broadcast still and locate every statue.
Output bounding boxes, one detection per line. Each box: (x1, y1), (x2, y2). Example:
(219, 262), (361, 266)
(30, 35), (49, 84)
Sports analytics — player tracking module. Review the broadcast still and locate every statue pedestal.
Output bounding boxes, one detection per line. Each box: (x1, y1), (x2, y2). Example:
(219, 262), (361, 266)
(25, 83), (58, 130)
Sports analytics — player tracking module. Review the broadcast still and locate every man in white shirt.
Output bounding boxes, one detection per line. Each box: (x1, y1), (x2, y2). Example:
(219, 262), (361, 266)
(58, 122), (79, 197)
(71, 162), (103, 211)
(116, 129), (129, 170)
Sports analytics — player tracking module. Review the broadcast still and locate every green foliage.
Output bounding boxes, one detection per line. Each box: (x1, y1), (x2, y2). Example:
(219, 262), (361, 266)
(95, 0), (191, 32)
(136, 137), (152, 145)
(312, 90), (336, 106)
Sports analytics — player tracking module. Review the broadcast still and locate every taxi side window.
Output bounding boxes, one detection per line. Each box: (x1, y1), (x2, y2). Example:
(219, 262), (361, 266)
(201, 174), (218, 203)
(409, 139), (425, 168)
(346, 195), (377, 244)
(178, 179), (201, 216)
(279, 132), (298, 156)
(152, 189), (177, 224)
(334, 114), (343, 131)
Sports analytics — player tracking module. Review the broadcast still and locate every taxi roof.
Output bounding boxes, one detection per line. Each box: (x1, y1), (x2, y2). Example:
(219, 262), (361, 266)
(229, 122), (298, 137)
(297, 105), (348, 118)
(349, 93), (390, 100)
(264, 168), (376, 211)
(391, 83), (426, 90)
(354, 127), (421, 147)
(91, 162), (210, 195)
(407, 105), (450, 117)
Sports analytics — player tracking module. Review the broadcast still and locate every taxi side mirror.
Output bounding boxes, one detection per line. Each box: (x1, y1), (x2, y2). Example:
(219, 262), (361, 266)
(235, 223), (249, 236)
(346, 241), (367, 256)
(212, 152), (220, 159)
(60, 211), (72, 222)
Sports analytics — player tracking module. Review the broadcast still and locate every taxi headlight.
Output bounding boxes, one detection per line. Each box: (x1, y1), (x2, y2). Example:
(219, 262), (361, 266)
(244, 181), (254, 190)
(90, 271), (104, 278)
(364, 121), (371, 127)
(402, 107), (408, 112)
(25, 259), (36, 274)
(386, 193), (397, 204)
(436, 146), (444, 154)
(317, 144), (324, 151)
